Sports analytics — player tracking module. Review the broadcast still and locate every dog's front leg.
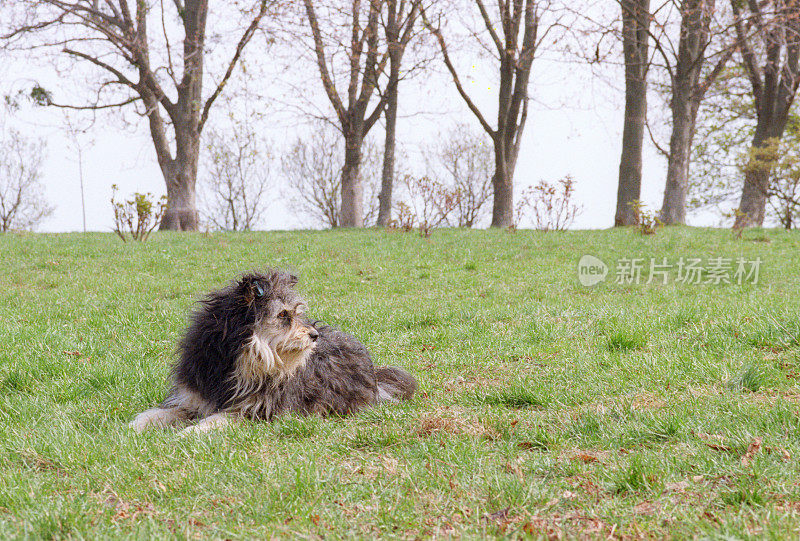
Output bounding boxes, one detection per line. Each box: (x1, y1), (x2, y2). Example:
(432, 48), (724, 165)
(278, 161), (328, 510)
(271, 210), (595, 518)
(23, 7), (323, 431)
(130, 407), (190, 432)
(180, 412), (238, 436)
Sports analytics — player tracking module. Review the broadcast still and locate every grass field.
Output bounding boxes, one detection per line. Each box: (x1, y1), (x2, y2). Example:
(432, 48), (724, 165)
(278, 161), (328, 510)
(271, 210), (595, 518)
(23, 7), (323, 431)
(1, 227), (799, 539)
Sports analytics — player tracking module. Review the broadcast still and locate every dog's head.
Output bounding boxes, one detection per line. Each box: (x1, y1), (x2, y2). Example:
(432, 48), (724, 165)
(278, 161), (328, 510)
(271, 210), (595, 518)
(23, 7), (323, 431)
(234, 270), (318, 379)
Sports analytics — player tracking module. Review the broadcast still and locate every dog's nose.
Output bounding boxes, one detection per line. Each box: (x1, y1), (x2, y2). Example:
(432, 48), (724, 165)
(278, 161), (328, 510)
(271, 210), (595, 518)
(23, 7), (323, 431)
(308, 328), (319, 341)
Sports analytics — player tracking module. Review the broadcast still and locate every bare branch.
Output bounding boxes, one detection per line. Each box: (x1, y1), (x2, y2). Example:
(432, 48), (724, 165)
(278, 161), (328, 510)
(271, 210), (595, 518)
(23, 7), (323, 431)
(420, 6), (496, 137)
(62, 47), (137, 89)
(199, 0), (270, 133)
(475, 0), (504, 54)
(303, 0), (347, 123)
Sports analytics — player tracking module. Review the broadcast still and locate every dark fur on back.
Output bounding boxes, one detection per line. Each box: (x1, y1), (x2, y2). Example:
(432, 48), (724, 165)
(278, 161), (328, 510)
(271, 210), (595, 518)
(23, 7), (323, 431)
(171, 273), (273, 410)
(164, 269), (416, 422)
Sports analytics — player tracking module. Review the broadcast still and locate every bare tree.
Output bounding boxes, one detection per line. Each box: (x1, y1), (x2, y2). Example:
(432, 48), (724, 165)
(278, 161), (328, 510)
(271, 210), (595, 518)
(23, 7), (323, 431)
(658, 0), (736, 224)
(423, 0), (554, 228)
(2, 1), (272, 230)
(202, 124), (271, 231)
(0, 129), (53, 232)
(731, 0), (800, 228)
(63, 113), (93, 234)
(377, 0), (423, 226)
(573, 1), (732, 225)
(421, 124), (494, 228)
(614, 0), (652, 226)
(303, 0), (389, 227)
(282, 123), (381, 228)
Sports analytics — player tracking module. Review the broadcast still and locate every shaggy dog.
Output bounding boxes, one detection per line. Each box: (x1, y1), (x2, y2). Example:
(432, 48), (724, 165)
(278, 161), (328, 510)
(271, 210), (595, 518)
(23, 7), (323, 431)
(130, 270), (416, 434)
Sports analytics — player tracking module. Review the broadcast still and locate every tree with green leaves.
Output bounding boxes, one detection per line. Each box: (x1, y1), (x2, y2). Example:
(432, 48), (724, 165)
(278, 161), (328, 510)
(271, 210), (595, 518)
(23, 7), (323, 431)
(730, 0), (800, 228)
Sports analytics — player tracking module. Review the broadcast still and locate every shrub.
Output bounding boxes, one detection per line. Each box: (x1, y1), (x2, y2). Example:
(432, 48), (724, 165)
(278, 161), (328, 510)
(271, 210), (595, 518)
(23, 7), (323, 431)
(515, 175), (581, 231)
(627, 200), (662, 235)
(110, 185), (167, 242)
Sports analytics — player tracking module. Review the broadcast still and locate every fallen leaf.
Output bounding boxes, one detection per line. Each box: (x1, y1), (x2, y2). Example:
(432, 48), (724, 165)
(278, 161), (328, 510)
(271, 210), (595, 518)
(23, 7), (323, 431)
(574, 452), (600, 464)
(483, 508), (510, 522)
(702, 510), (719, 523)
(517, 441), (541, 451)
(504, 461), (524, 479)
(381, 455), (398, 476)
(695, 431), (725, 442)
(310, 515), (320, 526)
(696, 432), (733, 452)
(633, 502), (658, 515)
(741, 437), (762, 467)
(62, 350), (81, 356)
(665, 480), (689, 492)
(446, 376), (465, 387)
(705, 442), (733, 452)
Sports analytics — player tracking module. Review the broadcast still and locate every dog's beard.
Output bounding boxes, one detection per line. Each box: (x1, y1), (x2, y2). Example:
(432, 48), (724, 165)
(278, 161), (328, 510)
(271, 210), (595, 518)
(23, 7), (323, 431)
(233, 323), (315, 392)
(273, 343), (314, 376)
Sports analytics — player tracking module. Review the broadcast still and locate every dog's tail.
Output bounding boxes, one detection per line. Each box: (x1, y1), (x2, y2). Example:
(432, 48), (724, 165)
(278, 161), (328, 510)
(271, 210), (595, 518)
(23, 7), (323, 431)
(375, 366), (417, 403)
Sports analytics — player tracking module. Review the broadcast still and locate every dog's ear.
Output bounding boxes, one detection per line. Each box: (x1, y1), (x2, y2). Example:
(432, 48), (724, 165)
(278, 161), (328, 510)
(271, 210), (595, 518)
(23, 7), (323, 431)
(240, 274), (269, 305)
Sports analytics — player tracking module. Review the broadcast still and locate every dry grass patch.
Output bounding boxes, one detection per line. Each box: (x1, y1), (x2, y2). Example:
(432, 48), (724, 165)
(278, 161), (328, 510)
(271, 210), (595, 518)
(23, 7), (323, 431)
(337, 453), (404, 481)
(414, 407), (499, 439)
(96, 488), (157, 523)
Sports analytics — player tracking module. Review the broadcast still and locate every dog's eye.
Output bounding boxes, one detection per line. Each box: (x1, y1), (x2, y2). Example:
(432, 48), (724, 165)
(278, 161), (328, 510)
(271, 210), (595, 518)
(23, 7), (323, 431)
(278, 310), (290, 319)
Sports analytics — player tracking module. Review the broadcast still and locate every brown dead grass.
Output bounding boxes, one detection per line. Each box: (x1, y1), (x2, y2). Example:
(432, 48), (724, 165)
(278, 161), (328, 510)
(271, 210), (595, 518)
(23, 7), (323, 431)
(96, 487), (156, 522)
(414, 407), (499, 439)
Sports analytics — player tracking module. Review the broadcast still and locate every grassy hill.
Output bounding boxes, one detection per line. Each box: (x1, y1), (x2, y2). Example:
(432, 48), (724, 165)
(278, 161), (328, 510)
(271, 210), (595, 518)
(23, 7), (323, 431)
(1, 227), (799, 538)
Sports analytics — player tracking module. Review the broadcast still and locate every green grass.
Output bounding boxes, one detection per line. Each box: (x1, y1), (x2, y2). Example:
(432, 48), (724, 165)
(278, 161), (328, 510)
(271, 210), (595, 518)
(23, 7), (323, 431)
(1, 226), (800, 538)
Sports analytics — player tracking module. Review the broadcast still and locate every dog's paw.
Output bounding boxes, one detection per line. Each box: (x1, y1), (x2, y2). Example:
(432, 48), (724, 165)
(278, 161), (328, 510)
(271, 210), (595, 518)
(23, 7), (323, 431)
(179, 413), (234, 436)
(178, 424), (206, 437)
(129, 408), (179, 433)
(129, 412), (153, 433)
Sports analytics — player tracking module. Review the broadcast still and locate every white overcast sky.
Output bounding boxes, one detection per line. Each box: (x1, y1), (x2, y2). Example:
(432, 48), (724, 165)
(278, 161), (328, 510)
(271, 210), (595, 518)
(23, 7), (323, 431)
(1, 4), (724, 233)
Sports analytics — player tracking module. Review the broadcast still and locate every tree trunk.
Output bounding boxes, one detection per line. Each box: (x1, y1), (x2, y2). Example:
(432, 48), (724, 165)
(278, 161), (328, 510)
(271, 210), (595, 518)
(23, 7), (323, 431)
(377, 63), (400, 226)
(155, 0), (204, 231)
(660, 0), (712, 225)
(377, 0), (406, 227)
(615, 84), (646, 225)
(734, 127), (772, 228)
(161, 169), (200, 231)
(735, 167), (770, 227)
(340, 133), (365, 227)
(615, 0), (651, 226)
(158, 113), (201, 231)
(491, 143), (514, 228)
(660, 91), (697, 224)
